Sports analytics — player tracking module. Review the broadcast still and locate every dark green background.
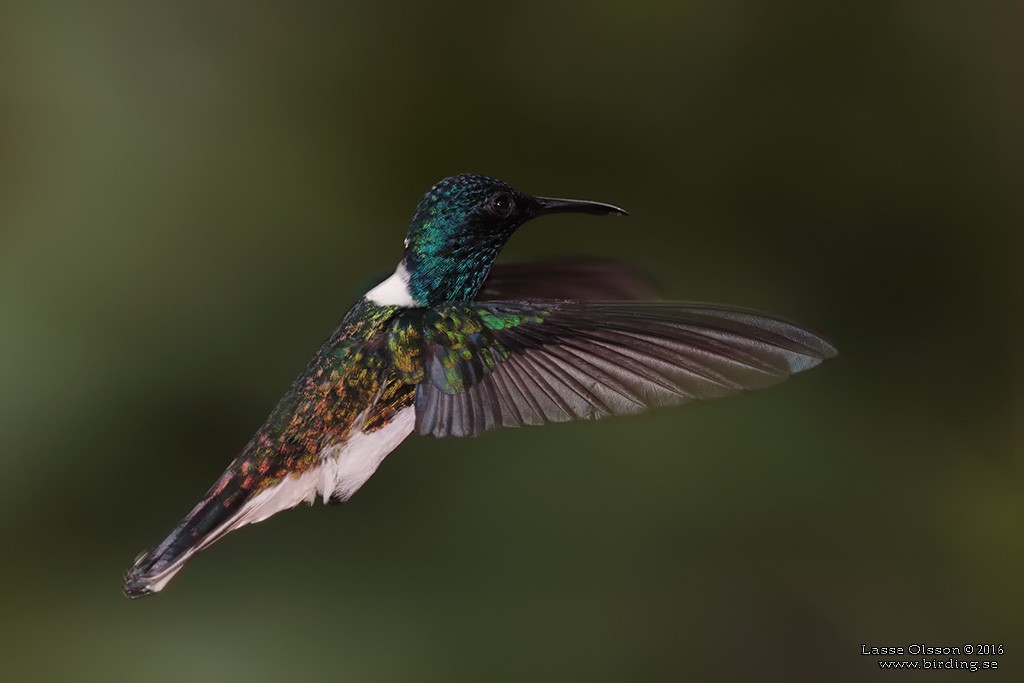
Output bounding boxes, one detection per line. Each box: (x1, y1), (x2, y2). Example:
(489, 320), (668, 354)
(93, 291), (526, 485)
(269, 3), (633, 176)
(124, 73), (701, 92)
(2, 1), (1020, 680)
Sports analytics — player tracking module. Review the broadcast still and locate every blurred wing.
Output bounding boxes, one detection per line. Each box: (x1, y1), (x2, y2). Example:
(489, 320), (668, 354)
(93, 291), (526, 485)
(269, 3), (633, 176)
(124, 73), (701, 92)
(389, 301), (837, 438)
(478, 259), (660, 301)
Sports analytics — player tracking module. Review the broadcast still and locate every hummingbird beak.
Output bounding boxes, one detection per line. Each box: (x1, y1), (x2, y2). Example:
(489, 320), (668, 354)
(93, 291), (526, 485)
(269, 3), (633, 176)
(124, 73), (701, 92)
(528, 195), (629, 218)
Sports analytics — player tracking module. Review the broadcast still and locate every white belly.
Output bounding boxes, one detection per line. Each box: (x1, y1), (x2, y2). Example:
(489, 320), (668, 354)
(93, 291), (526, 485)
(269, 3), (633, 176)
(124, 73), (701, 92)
(135, 407), (416, 594)
(243, 405), (417, 524)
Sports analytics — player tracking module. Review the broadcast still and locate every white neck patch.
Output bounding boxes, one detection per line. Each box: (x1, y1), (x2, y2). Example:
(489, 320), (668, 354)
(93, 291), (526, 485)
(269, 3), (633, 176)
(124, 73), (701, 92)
(365, 262), (417, 307)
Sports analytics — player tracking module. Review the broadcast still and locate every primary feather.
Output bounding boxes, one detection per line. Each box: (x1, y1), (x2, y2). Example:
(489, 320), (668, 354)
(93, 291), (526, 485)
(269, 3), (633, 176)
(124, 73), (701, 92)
(389, 301), (836, 438)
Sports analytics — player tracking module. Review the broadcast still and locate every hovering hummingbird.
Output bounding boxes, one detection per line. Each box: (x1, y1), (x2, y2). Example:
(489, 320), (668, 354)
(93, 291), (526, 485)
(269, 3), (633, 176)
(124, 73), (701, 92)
(124, 173), (836, 597)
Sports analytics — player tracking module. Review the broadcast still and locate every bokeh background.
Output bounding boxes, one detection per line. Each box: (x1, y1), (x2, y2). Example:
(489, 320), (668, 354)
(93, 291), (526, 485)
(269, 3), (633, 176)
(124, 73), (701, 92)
(2, 1), (1021, 680)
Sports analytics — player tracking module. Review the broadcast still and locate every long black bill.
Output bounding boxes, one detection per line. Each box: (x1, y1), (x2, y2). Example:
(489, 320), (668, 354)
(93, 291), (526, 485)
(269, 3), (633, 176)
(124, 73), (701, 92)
(529, 195), (629, 218)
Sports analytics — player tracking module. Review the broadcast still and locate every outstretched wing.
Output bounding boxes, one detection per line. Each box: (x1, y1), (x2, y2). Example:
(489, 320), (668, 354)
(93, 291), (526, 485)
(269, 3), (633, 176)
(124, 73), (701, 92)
(388, 301), (837, 438)
(478, 259), (659, 301)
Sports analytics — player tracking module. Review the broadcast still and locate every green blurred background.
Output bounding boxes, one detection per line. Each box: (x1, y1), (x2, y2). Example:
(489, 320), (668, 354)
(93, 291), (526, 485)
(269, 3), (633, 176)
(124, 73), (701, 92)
(1, 1), (1021, 680)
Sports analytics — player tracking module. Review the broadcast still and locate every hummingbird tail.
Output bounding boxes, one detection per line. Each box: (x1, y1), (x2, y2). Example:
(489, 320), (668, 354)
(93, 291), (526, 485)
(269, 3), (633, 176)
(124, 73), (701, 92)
(123, 474), (249, 598)
(123, 467), (319, 598)
(124, 408), (417, 598)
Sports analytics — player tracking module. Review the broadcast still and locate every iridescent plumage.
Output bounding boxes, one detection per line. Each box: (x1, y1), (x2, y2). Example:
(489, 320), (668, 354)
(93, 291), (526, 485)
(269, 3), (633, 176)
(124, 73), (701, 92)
(124, 174), (836, 597)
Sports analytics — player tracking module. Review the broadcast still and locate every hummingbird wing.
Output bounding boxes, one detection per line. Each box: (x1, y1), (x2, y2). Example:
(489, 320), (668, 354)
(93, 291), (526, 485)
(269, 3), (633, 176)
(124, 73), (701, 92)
(388, 301), (836, 438)
(478, 259), (659, 301)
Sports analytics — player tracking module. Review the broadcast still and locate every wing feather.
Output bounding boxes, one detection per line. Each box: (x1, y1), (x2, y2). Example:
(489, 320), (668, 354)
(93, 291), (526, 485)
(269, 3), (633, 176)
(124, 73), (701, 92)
(389, 301), (837, 438)
(478, 259), (659, 301)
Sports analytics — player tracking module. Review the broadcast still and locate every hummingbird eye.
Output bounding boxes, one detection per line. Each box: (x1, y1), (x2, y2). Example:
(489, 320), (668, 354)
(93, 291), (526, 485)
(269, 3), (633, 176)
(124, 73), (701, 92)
(488, 192), (515, 218)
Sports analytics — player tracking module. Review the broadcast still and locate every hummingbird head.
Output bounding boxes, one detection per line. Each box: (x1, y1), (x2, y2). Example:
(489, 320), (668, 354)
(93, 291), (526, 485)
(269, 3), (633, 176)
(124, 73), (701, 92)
(400, 174), (627, 306)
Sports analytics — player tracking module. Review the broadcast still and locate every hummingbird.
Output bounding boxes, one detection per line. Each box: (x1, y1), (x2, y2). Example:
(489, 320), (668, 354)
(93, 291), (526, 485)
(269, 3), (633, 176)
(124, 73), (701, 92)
(123, 173), (836, 597)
